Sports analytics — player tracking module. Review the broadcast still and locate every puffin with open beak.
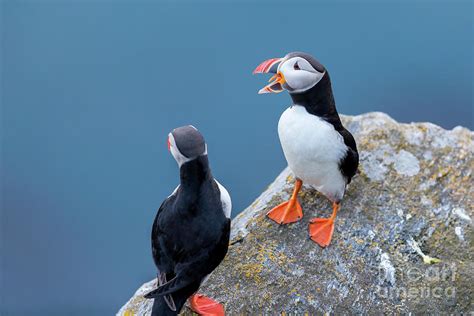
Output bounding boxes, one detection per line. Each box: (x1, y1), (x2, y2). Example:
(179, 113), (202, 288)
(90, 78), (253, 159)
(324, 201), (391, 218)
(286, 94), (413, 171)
(253, 52), (359, 247)
(144, 125), (231, 315)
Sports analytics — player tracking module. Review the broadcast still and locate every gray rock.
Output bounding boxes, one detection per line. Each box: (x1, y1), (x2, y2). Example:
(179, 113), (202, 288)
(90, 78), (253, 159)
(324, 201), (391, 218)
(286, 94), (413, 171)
(118, 112), (473, 315)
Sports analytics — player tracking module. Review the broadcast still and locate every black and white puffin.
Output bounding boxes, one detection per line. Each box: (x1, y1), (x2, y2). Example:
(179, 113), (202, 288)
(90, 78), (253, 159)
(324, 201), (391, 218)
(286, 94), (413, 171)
(144, 125), (231, 315)
(253, 52), (359, 247)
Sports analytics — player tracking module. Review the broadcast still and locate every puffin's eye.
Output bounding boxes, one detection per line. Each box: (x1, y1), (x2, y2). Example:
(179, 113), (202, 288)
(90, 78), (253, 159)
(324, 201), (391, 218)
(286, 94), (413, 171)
(293, 62), (301, 70)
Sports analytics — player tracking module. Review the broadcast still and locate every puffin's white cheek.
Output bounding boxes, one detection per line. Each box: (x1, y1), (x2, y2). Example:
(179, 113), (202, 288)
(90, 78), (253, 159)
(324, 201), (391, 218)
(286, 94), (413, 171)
(170, 146), (179, 161)
(285, 72), (319, 91)
(170, 145), (187, 166)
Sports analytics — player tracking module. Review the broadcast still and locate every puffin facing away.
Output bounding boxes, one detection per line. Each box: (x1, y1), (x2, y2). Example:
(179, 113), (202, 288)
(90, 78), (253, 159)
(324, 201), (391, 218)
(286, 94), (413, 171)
(144, 125), (231, 315)
(253, 52), (358, 247)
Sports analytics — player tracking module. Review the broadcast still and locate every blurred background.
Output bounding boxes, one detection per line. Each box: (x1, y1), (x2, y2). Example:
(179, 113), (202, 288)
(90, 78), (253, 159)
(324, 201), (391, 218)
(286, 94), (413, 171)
(1, 0), (472, 314)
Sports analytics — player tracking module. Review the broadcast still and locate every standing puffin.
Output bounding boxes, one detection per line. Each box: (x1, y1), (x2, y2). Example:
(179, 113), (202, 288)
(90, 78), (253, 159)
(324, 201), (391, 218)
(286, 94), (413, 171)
(144, 125), (231, 315)
(253, 52), (358, 247)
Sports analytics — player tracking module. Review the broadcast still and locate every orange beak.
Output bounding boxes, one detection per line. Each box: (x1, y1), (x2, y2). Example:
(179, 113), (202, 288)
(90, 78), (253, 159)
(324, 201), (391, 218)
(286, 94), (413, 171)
(253, 57), (285, 94)
(167, 137), (171, 151)
(258, 72), (286, 94)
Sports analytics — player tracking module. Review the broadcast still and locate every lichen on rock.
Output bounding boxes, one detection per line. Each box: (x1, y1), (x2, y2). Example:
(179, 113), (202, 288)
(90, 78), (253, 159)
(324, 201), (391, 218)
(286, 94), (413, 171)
(118, 112), (473, 315)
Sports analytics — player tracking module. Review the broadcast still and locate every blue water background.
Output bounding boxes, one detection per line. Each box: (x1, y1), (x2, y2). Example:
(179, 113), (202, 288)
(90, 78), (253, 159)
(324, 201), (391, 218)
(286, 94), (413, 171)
(1, 1), (472, 314)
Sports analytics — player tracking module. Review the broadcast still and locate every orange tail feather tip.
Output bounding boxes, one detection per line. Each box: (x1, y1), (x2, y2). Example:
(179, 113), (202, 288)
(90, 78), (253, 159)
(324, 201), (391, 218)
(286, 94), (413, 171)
(308, 218), (335, 248)
(266, 200), (303, 225)
(190, 294), (225, 316)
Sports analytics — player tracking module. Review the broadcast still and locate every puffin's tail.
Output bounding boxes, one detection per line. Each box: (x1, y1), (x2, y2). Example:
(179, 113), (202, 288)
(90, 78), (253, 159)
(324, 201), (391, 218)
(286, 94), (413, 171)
(144, 274), (192, 298)
(148, 282), (201, 316)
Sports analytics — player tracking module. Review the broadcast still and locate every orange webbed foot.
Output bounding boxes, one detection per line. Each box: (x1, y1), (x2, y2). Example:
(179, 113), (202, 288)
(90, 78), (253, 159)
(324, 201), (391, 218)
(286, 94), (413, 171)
(267, 178), (303, 225)
(267, 199), (303, 224)
(308, 217), (335, 247)
(308, 202), (340, 248)
(189, 294), (225, 316)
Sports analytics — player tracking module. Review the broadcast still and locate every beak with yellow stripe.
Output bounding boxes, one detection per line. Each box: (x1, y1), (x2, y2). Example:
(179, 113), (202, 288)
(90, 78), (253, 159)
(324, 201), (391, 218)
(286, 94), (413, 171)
(252, 58), (285, 94)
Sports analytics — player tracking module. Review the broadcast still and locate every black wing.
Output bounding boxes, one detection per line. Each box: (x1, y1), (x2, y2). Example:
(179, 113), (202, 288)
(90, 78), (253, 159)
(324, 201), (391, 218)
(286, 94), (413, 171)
(151, 193), (177, 272)
(145, 218), (230, 297)
(337, 127), (359, 184)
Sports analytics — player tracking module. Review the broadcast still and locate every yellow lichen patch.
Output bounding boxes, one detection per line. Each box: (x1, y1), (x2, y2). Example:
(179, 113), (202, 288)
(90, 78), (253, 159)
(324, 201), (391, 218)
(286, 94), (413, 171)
(123, 295), (147, 315)
(298, 188), (322, 203)
(423, 255), (441, 265)
(123, 309), (134, 316)
(262, 292), (271, 302)
(236, 262), (264, 283)
(249, 200), (259, 208)
(417, 125), (429, 133)
(286, 174), (294, 183)
(253, 213), (273, 229)
(233, 232), (296, 287)
(370, 241), (379, 248)
(358, 137), (380, 151)
(431, 166), (451, 180)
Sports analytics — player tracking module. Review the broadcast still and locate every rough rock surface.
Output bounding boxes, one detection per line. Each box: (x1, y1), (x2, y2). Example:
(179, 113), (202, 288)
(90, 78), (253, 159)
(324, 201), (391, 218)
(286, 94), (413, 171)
(118, 112), (473, 315)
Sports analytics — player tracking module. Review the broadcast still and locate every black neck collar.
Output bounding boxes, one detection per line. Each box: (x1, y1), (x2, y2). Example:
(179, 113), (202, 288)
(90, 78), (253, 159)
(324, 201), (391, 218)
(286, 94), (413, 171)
(289, 72), (342, 129)
(179, 155), (212, 188)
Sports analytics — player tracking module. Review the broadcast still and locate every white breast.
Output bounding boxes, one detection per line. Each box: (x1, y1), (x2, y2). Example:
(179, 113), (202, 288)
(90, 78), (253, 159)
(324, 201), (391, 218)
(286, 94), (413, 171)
(277, 105), (348, 202)
(215, 179), (232, 218)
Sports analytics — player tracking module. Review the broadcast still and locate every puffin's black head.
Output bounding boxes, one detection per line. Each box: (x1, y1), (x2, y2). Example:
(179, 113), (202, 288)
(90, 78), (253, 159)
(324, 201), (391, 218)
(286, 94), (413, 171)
(168, 125), (207, 166)
(253, 52), (326, 94)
